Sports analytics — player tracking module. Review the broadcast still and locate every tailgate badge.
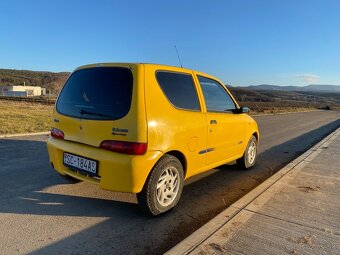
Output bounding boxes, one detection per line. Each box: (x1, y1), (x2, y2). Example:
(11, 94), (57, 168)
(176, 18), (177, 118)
(112, 127), (128, 136)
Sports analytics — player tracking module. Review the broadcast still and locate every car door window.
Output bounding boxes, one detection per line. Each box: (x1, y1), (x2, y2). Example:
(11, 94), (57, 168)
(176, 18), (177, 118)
(198, 76), (236, 112)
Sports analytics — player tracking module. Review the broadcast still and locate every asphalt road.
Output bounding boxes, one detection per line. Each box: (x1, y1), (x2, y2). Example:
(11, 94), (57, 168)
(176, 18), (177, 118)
(0, 110), (339, 255)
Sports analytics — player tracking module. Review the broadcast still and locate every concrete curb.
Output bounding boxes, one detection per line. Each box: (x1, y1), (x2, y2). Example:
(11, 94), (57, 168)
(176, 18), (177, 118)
(166, 127), (340, 255)
(0, 131), (49, 138)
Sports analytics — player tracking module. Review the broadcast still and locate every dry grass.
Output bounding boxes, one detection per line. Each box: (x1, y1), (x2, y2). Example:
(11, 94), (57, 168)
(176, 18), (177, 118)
(240, 101), (320, 115)
(0, 100), (53, 134)
(250, 108), (316, 115)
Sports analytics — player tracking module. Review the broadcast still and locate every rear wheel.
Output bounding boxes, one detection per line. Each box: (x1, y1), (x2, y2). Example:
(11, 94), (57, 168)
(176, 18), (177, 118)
(137, 155), (184, 216)
(237, 135), (258, 169)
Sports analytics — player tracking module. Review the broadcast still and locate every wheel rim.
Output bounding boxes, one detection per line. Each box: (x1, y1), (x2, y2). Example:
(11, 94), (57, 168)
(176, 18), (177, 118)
(156, 166), (179, 207)
(247, 140), (257, 165)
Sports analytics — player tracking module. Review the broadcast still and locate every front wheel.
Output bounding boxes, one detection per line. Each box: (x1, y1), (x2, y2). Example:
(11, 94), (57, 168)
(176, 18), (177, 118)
(237, 135), (258, 169)
(137, 155), (184, 216)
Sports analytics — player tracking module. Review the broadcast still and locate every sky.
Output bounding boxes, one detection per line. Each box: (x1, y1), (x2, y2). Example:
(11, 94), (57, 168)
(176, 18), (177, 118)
(0, 0), (340, 86)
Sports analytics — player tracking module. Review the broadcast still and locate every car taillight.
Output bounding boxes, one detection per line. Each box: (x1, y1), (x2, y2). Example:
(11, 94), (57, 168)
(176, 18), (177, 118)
(51, 128), (64, 140)
(100, 140), (147, 155)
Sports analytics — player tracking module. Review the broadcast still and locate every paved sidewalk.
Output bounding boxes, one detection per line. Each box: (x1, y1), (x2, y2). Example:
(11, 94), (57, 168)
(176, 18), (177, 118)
(167, 127), (340, 255)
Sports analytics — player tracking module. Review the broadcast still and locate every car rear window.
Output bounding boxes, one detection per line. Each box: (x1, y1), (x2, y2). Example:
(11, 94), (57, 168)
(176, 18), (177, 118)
(56, 67), (133, 120)
(156, 71), (200, 111)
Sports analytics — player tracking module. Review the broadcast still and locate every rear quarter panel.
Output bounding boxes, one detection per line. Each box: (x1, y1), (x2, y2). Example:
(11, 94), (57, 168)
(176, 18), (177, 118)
(144, 64), (208, 178)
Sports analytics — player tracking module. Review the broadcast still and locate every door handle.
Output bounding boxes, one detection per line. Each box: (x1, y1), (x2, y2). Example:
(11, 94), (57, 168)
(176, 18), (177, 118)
(210, 120), (217, 124)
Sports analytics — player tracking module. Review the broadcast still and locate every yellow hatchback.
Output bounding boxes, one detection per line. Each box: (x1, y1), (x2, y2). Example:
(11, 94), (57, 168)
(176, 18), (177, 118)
(47, 63), (259, 215)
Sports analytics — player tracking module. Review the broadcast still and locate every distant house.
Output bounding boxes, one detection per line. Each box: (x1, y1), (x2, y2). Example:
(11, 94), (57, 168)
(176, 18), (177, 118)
(0, 85), (46, 97)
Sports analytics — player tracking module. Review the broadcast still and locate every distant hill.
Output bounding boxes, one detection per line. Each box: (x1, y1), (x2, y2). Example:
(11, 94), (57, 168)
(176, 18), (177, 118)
(0, 68), (70, 93)
(1, 67), (339, 106)
(303, 84), (340, 92)
(228, 84), (340, 111)
(246, 84), (340, 93)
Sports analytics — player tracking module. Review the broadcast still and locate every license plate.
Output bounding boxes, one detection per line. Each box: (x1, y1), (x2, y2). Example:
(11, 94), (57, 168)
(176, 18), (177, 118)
(63, 152), (98, 176)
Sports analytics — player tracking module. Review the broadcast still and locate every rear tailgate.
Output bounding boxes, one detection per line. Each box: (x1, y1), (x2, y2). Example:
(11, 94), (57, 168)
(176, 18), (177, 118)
(53, 63), (147, 147)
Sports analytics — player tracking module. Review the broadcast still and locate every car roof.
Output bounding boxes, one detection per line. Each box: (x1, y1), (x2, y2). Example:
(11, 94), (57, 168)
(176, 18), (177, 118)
(76, 62), (203, 74)
(74, 62), (223, 84)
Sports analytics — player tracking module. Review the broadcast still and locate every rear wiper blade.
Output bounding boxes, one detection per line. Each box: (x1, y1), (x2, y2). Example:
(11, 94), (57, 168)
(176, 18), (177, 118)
(79, 109), (115, 119)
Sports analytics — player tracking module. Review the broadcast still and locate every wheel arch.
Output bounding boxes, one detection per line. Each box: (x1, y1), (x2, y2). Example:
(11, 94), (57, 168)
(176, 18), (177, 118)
(252, 131), (259, 142)
(165, 150), (187, 178)
(241, 129), (260, 155)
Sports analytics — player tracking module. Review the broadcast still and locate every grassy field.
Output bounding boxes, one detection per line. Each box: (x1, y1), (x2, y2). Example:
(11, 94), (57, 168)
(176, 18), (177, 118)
(0, 99), (53, 134)
(239, 101), (319, 115)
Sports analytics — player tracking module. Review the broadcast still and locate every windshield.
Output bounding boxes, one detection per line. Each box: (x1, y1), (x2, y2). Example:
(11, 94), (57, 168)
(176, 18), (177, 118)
(56, 67), (133, 120)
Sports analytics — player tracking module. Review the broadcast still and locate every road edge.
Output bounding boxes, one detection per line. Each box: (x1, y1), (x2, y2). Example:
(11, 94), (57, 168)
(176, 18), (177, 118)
(0, 131), (49, 138)
(165, 127), (340, 255)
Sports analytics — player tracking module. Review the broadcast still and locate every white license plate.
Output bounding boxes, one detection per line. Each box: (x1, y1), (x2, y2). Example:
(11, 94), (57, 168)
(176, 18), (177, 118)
(63, 153), (98, 175)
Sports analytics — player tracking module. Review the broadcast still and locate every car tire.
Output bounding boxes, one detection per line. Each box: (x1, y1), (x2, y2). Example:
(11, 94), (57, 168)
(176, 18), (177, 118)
(137, 155), (184, 216)
(237, 135), (258, 169)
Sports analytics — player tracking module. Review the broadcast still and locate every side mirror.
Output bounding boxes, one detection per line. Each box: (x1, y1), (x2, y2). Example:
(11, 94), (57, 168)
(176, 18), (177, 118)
(238, 106), (250, 114)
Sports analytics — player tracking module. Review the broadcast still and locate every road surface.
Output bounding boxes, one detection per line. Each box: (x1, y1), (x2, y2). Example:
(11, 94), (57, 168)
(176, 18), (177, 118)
(0, 110), (339, 255)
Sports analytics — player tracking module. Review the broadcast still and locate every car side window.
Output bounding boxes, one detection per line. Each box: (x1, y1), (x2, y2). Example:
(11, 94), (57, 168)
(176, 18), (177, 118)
(198, 76), (236, 113)
(156, 71), (200, 111)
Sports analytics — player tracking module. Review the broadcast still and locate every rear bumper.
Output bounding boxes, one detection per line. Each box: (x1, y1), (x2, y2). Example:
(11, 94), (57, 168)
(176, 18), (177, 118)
(47, 137), (162, 193)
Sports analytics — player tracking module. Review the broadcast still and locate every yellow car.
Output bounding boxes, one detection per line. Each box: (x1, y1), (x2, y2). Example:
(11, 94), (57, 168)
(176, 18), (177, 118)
(47, 63), (259, 215)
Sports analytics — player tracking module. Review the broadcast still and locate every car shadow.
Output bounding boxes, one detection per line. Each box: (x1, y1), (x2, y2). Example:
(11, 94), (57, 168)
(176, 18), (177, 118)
(0, 118), (339, 255)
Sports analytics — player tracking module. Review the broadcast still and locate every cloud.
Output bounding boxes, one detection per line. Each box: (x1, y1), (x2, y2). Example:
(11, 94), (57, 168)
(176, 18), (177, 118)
(295, 74), (320, 84)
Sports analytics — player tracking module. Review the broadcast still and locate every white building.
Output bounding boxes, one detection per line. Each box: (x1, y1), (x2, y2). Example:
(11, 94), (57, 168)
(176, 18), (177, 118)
(0, 85), (46, 97)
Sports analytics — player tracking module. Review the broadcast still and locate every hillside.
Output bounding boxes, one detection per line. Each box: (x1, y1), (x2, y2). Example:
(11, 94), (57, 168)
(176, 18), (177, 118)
(0, 68), (70, 93)
(0, 68), (339, 112)
(303, 84), (340, 92)
(228, 86), (340, 113)
(246, 84), (340, 93)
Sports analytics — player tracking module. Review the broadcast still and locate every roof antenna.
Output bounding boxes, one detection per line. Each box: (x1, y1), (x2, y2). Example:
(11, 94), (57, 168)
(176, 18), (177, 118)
(174, 45), (183, 68)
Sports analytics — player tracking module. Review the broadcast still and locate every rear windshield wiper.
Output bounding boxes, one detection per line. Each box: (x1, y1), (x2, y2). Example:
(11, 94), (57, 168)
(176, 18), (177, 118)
(79, 109), (116, 119)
